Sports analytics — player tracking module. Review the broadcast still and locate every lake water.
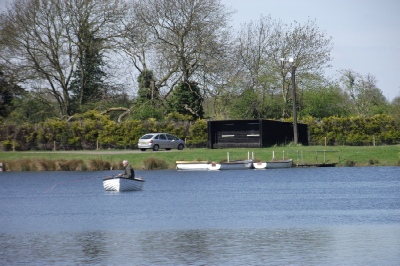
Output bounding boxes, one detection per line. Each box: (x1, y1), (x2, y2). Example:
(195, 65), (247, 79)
(0, 167), (399, 265)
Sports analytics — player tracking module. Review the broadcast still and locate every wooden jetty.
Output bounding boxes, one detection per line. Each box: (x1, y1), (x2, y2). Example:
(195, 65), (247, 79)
(295, 162), (337, 167)
(294, 150), (340, 167)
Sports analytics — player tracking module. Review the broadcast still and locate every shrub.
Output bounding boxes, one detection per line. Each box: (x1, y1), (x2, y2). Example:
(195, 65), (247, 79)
(368, 159), (379, 165)
(2, 140), (13, 151)
(4, 159), (36, 171)
(112, 161), (123, 170)
(345, 160), (356, 167)
(67, 159), (85, 170)
(37, 159), (57, 171)
(143, 157), (168, 170)
(57, 159), (72, 171)
(187, 119), (207, 147)
(87, 159), (111, 171)
(49, 159), (85, 171)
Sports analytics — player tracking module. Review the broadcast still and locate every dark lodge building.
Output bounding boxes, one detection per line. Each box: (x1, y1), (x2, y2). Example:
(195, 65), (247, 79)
(207, 119), (309, 149)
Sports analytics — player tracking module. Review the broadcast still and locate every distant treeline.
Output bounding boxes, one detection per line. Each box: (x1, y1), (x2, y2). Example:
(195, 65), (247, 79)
(0, 112), (399, 151)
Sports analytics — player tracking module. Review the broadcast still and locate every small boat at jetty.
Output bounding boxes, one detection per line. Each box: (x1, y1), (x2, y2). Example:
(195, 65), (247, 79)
(208, 160), (254, 170)
(176, 161), (210, 171)
(253, 159), (293, 169)
(103, 176), (144, 191)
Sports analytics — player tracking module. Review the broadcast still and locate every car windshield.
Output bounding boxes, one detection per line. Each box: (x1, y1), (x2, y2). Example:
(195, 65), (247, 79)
(140, 134), (154, 140)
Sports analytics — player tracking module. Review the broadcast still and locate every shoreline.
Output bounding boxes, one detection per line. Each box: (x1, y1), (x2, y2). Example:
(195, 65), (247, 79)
(1, 146), (399, 171)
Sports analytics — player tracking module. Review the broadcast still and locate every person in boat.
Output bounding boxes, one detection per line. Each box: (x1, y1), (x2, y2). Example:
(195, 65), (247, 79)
(118, 160), (135, 179)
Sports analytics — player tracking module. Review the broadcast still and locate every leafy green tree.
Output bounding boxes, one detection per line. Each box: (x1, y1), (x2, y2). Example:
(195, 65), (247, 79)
(130, 101), (165, 121)
(0, 71), (24, 118)
(137, 70), (156, 100)
(7, 93), (58, 123)
(229, 88), (259, 119)
(300, 80), (349, 118)
(69, 32), (106, 113)
(389, 96), (400, 126)
(167, 81), (204, 120)
(125, 70), (164, 121)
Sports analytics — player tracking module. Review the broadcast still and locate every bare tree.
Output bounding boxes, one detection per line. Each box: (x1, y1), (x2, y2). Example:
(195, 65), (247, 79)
(270, 19), (333, 117)
(0, 0), (127, 118)
(232, 15), (281, 118)
(125, 0), (234, 97)
(339, 69), (388, 116)
(231, 17), (333, 118)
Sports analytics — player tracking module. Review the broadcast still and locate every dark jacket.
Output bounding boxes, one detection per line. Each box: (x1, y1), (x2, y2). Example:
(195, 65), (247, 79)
(122, 164), (135, 179)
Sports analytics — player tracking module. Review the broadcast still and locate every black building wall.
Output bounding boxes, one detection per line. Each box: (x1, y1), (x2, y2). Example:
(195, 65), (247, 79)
(207, 119), (308, 149)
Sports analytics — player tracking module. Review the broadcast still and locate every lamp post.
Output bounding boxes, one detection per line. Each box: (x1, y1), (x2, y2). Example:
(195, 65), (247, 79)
(280, 57), (298, 145)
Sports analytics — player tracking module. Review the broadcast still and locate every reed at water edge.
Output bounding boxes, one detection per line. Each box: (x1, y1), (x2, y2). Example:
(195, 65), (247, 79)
(2, 158), (117, 172)
(1, 157), (171, 171)
(0, 146), (399, 171)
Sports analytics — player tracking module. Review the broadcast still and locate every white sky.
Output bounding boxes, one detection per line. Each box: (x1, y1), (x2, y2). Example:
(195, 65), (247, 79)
(221, 0), (400, 101)
(1, 0), (399, 101)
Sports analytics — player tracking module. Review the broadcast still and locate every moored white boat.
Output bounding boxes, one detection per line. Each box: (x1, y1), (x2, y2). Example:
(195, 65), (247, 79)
(103, 176), (144, 191)
(208, 160), (253, 170)
(176, 161), (210, 171)
(253, 162), (267, 169)
(254, 159), (293, 169)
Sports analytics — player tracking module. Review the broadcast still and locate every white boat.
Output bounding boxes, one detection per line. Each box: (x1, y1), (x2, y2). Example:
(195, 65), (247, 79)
(208, 160), (253, 170)
(176, 161), (210, 171)
(103, 176), (144, 191)
(253, 159), (293, 169)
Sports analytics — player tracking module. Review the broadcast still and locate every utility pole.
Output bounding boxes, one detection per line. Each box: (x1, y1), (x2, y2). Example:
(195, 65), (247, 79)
(291, 63), (298, 144)
(281, 57), (298, 144)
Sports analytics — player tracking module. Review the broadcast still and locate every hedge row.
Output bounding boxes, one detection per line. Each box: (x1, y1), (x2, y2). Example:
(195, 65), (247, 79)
(306, 114), (400, 146)
(1, 112), (399, 151)
(0, 111), (207, 151)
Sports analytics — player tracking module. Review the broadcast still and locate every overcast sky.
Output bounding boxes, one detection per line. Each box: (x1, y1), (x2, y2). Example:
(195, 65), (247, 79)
(221, 0), (400, 101)
(1, 0), (399, 100)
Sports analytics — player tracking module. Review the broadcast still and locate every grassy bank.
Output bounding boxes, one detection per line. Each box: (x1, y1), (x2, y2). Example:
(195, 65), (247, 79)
(0, 145), (399, 171)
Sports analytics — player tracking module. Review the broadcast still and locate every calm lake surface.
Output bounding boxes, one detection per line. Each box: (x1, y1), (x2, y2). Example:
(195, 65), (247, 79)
(0, 166), (399, 265)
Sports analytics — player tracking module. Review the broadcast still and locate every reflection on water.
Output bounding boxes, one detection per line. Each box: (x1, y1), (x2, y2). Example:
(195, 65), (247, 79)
(138, 228), (334, 265)
(1, 226), (400, 265)
(0, 167), (399, 265)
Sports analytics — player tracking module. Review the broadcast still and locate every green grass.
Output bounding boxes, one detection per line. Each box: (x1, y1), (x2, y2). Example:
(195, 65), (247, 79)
(0, 145), (399, 171)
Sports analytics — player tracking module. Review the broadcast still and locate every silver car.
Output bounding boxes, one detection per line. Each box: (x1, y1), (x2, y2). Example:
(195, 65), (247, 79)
(138, 133), (185, 151)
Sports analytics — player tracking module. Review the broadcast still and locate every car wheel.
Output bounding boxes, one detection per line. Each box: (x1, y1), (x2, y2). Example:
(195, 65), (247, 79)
(177, 144), (184, 150)
(152, 145), (159, 151)
(140, 148), (146, 151)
